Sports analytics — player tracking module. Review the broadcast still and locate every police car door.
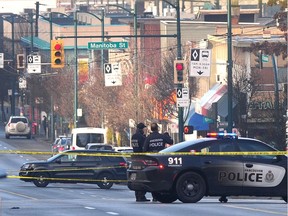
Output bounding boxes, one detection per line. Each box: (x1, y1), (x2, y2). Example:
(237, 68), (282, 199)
(237, 140), (287, 196)
(198, 140), (244, 195)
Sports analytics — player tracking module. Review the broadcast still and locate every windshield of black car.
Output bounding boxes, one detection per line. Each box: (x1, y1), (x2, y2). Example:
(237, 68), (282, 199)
(160, 138), (212, 152)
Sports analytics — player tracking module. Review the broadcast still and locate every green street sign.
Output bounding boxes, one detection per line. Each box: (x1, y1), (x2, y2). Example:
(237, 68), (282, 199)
(262, 55), (269, 63)
(88, 42), (129, 50)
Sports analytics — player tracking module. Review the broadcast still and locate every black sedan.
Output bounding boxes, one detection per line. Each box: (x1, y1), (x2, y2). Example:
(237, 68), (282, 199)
(127, 133), (287, 203)
(19, 150), (127, 189)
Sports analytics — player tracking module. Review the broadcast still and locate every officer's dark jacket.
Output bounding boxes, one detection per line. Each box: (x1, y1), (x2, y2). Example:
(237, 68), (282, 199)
(131, 129), (146, 152)
(143, 131), (173, 152)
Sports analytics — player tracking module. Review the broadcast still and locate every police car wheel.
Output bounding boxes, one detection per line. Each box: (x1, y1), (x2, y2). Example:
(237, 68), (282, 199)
(97, 173), (113, 189)
(151, 192), (178, 203)
(33, 173), (49, 187)
(176, 171), (206, 203)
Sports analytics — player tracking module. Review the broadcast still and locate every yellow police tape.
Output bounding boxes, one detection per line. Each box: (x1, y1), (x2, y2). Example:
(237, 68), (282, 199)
(8, 175), (127, 183)
(0, 150), (287, 156)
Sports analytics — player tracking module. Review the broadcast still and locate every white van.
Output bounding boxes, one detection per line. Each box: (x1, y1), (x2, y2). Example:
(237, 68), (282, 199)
(70, 127), (106, 150)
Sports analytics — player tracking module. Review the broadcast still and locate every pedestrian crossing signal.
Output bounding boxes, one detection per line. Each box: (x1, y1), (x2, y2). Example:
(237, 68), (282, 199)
(184, 126), (194, 134)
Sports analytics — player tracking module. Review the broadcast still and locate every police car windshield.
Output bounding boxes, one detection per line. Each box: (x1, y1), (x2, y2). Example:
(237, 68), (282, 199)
(160, 138), (212, 153)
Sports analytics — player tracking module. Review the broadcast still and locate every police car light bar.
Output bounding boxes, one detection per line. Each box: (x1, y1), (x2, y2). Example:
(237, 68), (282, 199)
(207, 132), (238, 139)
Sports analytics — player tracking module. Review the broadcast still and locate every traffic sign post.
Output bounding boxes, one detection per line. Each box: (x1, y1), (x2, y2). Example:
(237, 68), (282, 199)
(0, 53), (4, 68)
(88, 42), (129, 50)
(176, 87), (189, 107)
(104, 63), (122, 86)
(27, 55), (41, 74)
(190, 49), (211, 77)
(19, 77), (27, 89)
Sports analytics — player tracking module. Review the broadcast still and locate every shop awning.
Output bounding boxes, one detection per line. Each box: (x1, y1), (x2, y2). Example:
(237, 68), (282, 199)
(185, 109), (213, 131)
(217, 93), (237, 118)
(200, 83), (227, 116)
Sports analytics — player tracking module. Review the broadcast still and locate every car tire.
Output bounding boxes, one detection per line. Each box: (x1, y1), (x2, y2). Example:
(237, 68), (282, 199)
(151, 192), (178, 203)
(16, 121), (26, 132)
(176, 171), (206, 203)
(5, 134), (9, 139)
(33, 173), (49, 187)
(97, 173), (113, 189)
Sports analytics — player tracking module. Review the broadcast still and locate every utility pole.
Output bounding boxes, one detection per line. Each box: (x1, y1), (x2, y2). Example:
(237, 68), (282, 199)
(74, 12), (78, 128)
(227, 0), (233, 133)
(35, 1), (39, 37)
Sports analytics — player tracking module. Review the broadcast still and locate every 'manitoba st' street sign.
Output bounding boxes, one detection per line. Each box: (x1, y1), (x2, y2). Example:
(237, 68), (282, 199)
(88, 42), (128, 50)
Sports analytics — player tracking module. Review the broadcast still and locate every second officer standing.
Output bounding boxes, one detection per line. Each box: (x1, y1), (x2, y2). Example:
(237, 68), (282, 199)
(131, 122), (150, 202)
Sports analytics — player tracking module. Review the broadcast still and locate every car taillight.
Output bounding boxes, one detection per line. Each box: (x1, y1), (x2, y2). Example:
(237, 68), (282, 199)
(119, 162), (127, 168)
(8, 123), (11, 127)
(59, 147), (64, 151)
(72, 147), (75, 150)
(142, 159), (158, 166)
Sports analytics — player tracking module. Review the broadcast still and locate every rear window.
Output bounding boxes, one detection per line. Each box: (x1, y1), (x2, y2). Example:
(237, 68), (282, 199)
(89, 145), (113, 150)
(11, 118), (28, 123)
(76, 133), (104, 148)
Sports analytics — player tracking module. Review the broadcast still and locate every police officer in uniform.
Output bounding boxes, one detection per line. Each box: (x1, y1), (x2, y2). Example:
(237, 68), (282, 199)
(131, 122), (150, 202)
(143, 122), (173, 201)
(143, 123), (173, 152)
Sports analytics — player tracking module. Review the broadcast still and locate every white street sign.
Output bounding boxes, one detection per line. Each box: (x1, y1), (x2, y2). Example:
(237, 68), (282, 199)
(27, 55), (41, 74)
(190, 49), (211, 77)
(177, 87), (189, 107)
(8, 89), (12, 96)
(104, 63), (122, 86)
(0, 53), (4, 68)
(19, 77), (27, 89)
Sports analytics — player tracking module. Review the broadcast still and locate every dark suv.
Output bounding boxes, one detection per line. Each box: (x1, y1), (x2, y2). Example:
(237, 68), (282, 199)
(19, 150), (127, 189)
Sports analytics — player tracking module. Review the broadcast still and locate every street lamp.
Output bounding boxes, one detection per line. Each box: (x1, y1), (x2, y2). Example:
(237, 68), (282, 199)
(107, 4), (139, 122)
(2, 13), (34, 115)
(74, 10), (105, 128)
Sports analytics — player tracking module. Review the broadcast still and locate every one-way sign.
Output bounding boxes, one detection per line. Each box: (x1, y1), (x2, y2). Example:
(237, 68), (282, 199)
(190, 49), (211, 77)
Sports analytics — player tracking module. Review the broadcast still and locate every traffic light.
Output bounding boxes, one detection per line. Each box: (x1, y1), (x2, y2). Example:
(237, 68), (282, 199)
(183, 125), (194, 134)
(174, 60), (185, 84)
(51, 39), (65, 68)
(17, 54), (25, 69)
(255, 51), (263, 69)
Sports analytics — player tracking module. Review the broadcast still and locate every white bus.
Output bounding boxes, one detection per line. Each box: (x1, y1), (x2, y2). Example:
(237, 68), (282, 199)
(70, 127), (106, 150)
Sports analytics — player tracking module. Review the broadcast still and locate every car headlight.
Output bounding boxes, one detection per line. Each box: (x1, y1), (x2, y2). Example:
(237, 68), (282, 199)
(22, 164), (33, 169)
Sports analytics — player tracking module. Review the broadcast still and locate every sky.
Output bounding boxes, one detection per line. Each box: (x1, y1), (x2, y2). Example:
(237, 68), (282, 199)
(0, 0), (57, 14)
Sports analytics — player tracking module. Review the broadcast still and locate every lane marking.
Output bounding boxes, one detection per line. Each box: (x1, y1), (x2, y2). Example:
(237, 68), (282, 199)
(223, 204), (287, 215)
(85, 206), (96, 210)
(0, 189), (38, 200)
(106, 212), (119, 215)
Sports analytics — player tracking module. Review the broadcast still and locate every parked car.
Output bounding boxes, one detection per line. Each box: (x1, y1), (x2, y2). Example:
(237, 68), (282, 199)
(85, 143), (114, 151)
(19, 150), (127, 189)
(51, 136), (71, 155)
(127, 133), (287, 203)
(5, 116), (31, 139)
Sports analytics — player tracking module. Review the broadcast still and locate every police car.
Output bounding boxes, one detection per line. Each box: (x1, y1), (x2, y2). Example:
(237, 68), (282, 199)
(127, 133), (287, 203)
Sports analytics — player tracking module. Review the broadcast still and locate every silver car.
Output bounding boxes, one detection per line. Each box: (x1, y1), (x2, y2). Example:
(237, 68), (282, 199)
(5, 116), (31, 139)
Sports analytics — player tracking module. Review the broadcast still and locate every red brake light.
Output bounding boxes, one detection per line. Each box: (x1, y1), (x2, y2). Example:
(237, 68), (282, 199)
(142, 159), (158, 166)
(119, 162), (127, 168)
